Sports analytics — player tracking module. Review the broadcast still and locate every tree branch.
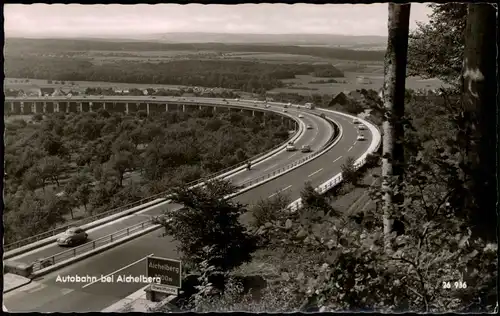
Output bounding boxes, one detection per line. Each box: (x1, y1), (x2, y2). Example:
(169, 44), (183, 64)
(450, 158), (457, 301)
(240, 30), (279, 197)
(391, 256), (430, 312)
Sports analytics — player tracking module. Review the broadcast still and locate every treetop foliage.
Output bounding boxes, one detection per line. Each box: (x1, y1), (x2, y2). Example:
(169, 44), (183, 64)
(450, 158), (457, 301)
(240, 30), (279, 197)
(160, 179), (258, 278)
(4, 109), (289, 244)
(5, 56), (344, 93)
(407, 3), (468, 85)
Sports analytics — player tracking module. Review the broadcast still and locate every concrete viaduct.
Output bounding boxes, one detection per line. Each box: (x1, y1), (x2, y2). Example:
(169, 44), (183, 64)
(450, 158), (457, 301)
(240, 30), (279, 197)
(4, 96), (297, 129)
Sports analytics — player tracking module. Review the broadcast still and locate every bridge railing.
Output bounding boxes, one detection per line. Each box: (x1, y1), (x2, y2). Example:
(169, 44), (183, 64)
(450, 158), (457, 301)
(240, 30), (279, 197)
(237, 114), (341, 190)
(32, 219), (158, 273)
(287, 112), (382, 213)
(4, 102), (302, 252)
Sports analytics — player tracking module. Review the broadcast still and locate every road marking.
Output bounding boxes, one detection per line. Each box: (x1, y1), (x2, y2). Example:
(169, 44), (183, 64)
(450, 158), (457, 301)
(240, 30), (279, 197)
(263, 163), (278, 172)
(82, 253), (154, 288)
(347, 146), (353, 152)
(333, 156), (342, 163)
(308, 168), (323, 178)
(353, 141), (357, 145)
(268, 185), (292, 198)
(311, 130), (319, 141)
(289, 152), (298, 158)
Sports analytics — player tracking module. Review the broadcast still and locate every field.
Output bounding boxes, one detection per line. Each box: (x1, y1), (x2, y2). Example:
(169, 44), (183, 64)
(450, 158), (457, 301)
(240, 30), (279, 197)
(81, 50), (222, 64)
(269, 73), (449, 96)
(5, 45), (448, 98)
(219, 52), (328, 63)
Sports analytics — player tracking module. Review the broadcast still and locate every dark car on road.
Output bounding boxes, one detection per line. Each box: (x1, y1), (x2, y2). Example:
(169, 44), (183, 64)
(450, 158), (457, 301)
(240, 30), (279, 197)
(301, 145), (312, 153)
(57, 227), (88, 247)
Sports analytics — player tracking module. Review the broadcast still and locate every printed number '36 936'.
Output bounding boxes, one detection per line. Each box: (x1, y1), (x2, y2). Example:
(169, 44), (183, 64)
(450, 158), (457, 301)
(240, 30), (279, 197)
(443, 281), (467, 289)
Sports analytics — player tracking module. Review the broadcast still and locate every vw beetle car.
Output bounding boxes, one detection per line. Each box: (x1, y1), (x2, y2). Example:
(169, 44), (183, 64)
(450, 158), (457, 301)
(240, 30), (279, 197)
(57, 227), (88, 247)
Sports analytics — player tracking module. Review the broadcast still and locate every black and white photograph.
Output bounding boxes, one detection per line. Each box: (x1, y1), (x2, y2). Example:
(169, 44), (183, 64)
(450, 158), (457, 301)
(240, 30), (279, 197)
(2, 2), (498, 313)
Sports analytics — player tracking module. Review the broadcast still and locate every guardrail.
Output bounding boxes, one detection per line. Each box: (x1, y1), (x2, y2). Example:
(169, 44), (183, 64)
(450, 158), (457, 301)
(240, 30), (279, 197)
(287, 155), (370, 212)
(315, 113), (340, 151)
(32, 219), (158, 273)
(235, 114), (341, 191)
(27, 114), (340, 271)
(287, 110), (382, 212)
(4, 102), (303, 252)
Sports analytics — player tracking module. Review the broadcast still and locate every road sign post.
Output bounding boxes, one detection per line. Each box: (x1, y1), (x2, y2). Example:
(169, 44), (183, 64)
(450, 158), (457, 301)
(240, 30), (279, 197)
(146, 256), (182, 302)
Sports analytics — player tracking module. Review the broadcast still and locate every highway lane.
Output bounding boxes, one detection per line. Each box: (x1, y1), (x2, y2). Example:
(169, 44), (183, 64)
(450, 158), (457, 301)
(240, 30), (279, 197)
(3, 230), (178, 312)
(9, 105), (330, 265)
(235, 111), (371, 223)
(3, 110), (371, 313)
(229, 109), (333, 184)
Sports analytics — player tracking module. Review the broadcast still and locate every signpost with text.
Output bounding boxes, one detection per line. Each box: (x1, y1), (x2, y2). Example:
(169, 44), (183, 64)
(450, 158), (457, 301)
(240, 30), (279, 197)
(146, 256), (182, 297)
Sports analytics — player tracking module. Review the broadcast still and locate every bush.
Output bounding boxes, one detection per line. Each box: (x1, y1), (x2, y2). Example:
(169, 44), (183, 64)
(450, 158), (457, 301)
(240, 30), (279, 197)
(162, 180), (259, 286)
(32, 113), (44, 122)
(136, 110), (148, 119)
(364, 153), (380, 168)
(251, 192), (290, 229)
(340, 156), (360, 185)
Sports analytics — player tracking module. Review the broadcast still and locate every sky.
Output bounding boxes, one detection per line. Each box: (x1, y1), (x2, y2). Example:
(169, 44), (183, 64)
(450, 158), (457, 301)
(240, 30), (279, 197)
(4, 3), (432, 38)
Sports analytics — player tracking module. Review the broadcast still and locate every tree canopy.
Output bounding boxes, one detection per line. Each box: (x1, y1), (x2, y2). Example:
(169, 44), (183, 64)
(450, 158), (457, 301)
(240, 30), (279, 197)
(4, 108), (291, 244)
(407, 3), (468, 85)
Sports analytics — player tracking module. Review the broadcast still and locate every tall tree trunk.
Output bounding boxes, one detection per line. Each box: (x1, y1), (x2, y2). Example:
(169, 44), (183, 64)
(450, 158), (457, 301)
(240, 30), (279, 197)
(381, 3), (411, 251)
(461, 4), (497, 240)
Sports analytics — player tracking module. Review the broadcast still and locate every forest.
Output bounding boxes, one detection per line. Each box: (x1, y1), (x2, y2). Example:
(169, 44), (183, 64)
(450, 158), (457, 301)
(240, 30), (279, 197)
(4, 57), (344, 93)
(3, 108), (291, 244)
(4, 38), (385, 61)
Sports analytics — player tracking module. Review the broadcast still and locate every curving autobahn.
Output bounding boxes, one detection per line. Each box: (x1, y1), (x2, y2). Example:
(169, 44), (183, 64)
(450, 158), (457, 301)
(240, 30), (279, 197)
(3, 96), (376, 312)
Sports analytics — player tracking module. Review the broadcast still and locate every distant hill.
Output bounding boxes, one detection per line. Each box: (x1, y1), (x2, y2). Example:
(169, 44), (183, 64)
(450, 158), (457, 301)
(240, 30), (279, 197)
(6, 32), (387, 48)
(141, 32), (387, 47)
(5, 38), (386, 61)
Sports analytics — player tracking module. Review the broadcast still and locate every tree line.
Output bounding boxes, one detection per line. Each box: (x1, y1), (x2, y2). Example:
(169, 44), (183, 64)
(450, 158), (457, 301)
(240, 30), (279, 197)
(5, 38), (385, 61)
(4, 57), (345, 94)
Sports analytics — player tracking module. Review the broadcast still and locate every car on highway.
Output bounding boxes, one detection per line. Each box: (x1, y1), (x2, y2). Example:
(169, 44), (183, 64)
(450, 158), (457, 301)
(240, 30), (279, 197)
(287, 103), (292, 107)
(304, 102), (315, 109)
(286, 143), (296, 151)
(357, 135), (366, 141)
(298, 114), (304, 118)
(353, 118), (360, 124)
(283, 109), (287, 112)
(265, 104), (271, 108)
(301, 145), (312, 153)
(235, 98), (240, 101)
(57, 227), (88, 247)
(358, 125), (366, 130)
(306, 124), (313, 129)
